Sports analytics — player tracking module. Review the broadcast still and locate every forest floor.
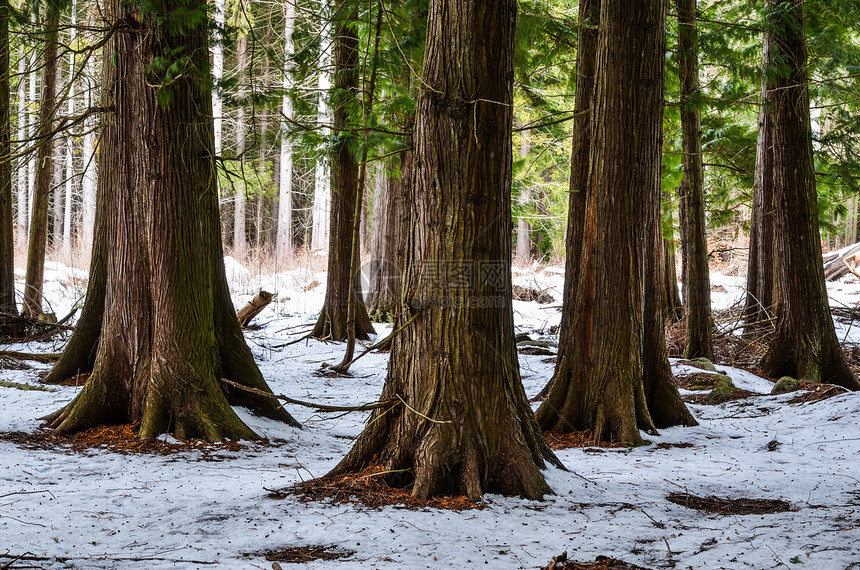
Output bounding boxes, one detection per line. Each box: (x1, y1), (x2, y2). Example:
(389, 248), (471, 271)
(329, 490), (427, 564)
(1, 258), (859, 569)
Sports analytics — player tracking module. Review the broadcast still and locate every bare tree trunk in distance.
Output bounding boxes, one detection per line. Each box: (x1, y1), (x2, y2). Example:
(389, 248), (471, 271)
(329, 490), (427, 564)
(62, 0), (77, 258)
(276, 0), (296, 263)
(311, 0), (374, 342)
(43, 0), (299, 436)
(311, 0), (332, 251)
(15, 49), (27, 247)
(756, 0), (858, 390)
(536, 0), (695, 443)
(676, 0), (713, 360)
(233, 26), (249, 261)
(516, 132), (532, 261)
(0, 0), (16, 315)
(80, 54), (97, 255)
(23, 2), (61, 318)
(328, 0), (562, 500)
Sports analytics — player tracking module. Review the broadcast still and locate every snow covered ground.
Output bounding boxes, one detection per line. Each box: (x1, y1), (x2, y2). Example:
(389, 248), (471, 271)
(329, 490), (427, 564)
(2, 262), (860, 569)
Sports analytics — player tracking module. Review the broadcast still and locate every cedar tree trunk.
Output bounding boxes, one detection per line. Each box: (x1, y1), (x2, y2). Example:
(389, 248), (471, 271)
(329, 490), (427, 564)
(757, 0), (858, 390)
(0, 0), (16, 316)
(44, 0), (300, 438)
(676, 0), (713, 360)
(367, 152), (411, 321)
(535, 0), (695, 443)
(22, 1), (60, 318)
(311, 2), (374, 341)
(328, 0), (561, 500)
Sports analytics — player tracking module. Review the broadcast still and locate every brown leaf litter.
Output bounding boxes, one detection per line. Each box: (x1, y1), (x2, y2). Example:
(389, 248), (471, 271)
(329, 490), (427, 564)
(0, 424), (287, 459)
(666, 492), (793, 515)
(544, 430), (629, 450)
(272, 464), (484, 511)
(543, 552), (653, 569)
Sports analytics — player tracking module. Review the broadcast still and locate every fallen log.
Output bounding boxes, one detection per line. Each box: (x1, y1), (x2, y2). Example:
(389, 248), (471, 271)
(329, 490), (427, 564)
(236, 290), (276, 327)
(824, 242), (860, 281)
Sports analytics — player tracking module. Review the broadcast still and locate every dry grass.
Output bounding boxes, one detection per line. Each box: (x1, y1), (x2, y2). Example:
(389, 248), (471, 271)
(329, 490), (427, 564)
(666, 492), (793, 515)
(275, 465), (484, 511)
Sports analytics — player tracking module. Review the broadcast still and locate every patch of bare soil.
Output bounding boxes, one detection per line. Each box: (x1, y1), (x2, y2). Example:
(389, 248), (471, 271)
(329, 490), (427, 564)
(274, 465), (484, 511)
(544, 431), (629, 450)
(680, 388), (757, 405)
(788, 382), (848, 405)
(543, 552), (653, 569)
(0, 424), (286, 459)
(666, 492), (793, 515)
(258, 545), (355, 564)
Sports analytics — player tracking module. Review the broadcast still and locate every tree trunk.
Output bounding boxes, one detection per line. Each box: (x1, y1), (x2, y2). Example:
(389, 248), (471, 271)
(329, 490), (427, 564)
(43, 0), (299, 437)
(80, 53), (97, 256)
(233, 31), (248, 261)
(516, 132), (532, 261)
(663, 238), (683, 322)
(329, 0), (560, 501)
(367, 153), (410, 321)
(756, 0), (858, 390)
(275, 0), (296, 263)
(23, 2), (60, 318)
(27, 11), (37, 233)
(311, 0), (332, 252)
(213, 0), (224, 157)
(15, 48), (26, 247)
(311, 1), (374, 342)
(0, 0), (16, 315)
(744, 29), (778, 334)
(676, 0), (713, 360)
(62, 0), (76, 259)
(535, 0), (695, 443)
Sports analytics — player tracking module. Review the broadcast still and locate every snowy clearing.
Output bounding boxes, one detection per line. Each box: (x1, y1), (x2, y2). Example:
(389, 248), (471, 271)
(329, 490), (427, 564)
(1, 264), (859, 569)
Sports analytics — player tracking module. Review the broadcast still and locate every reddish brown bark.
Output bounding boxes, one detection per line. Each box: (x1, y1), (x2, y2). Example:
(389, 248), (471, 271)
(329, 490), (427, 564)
(328, 0), (560, 500)
(756, 0), (858, 390)
(312, 1), (374, 342)
(536, 0), (695, 443)
(44, 0), (299, 439)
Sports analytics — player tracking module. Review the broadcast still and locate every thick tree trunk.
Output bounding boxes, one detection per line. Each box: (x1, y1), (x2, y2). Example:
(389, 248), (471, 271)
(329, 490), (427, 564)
(275, 0), (296, 263)
(0, 0), (16, 315)
(329, 0), (560, 501)
(536, 0), (695, 443)
(757, 0), (858, 390)
(676, 0), (713, 360)
(23, 2), (60, 318)
(311, 2), (374, 342)
(44, 0), (299, 437)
